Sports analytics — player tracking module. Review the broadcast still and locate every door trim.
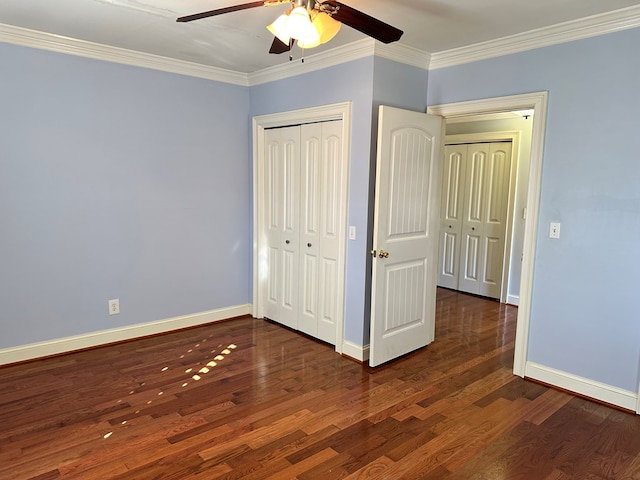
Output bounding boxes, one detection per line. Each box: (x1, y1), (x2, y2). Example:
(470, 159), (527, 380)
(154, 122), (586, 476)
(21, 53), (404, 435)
(428, 91), (548, 377)
(252, 102), (352, 354)
(445, 131), (521, 305)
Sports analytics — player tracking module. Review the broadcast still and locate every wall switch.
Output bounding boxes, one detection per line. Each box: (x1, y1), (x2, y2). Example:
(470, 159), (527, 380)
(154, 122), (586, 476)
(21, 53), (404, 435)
(549, 222), (561, 239)
(349, 226), (356, 240)
(108, 299), (120, 315)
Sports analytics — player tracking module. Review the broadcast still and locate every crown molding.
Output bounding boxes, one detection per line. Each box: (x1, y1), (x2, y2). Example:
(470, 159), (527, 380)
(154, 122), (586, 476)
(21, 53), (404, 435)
(2, 4), (638, 84)
(247, 38), (429, 86)
(0, 23), (250, 86)
(373, 42), (430, 70)
(248, 38), (375, 86)
(430, 5), (640, 70)
(0, 21), (425, 88)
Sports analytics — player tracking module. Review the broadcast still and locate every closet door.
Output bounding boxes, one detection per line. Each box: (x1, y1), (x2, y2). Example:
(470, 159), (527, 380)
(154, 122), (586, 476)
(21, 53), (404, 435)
(458, 142), (512, 298)
(264, 121), (344, 344)
(263, 126), (300, 330)
(299, 121), (343, 344)
(437, 144), (467, 289)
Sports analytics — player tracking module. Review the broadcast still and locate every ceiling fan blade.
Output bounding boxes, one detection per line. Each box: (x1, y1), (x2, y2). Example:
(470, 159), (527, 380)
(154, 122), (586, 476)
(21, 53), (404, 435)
(177, 1), (266, 23)
(269, 36), (292, 54)
(322, 1), (403, 44)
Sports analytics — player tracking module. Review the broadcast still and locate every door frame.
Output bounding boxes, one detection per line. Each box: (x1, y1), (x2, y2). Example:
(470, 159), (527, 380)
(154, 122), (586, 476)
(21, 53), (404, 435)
(444, 131), (521, 305)
(428, 91), (548, 377)
(252, 101), (352, 354)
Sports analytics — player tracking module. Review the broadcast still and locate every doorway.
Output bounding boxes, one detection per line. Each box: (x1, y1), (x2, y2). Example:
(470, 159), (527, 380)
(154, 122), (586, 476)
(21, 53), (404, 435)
(428, 91), (548, 377)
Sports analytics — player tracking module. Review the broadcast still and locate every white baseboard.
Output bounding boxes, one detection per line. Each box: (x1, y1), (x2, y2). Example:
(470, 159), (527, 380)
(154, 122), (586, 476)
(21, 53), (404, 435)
(525, 361), (638, 413)
(507, 294), (520, 306)
(342, 340), (369, 363)
(0, 304), (252, 366)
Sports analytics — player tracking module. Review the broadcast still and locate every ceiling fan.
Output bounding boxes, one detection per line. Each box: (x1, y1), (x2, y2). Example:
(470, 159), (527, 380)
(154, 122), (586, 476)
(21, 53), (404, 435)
(177, 0), (403, 56)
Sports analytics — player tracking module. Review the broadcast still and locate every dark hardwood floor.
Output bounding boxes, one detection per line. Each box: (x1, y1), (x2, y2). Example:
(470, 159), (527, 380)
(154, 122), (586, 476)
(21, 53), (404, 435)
(2, 288), (640, 479)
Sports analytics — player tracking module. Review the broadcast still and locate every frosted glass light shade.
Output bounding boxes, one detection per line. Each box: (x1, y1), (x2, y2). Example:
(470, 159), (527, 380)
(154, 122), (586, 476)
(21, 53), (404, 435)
(287, 6), (315, 40)
(297, 20), (321, 48)
(267, 7), (331, 50)
(313, 12), (341, 44)
(267, 14), (290, 45)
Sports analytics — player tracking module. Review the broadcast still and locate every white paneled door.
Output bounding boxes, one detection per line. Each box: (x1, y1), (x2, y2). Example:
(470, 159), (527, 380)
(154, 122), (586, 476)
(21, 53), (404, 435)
(438, 145), (466, 291)
(437, 142), (512, 299)
(263, 120), (345, 345)
(369, 106), (443, 367)
(264, 126), (300, 330)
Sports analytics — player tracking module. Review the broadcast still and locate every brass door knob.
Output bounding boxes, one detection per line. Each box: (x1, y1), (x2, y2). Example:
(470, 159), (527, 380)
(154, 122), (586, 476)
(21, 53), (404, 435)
(378, 249), (389, 259)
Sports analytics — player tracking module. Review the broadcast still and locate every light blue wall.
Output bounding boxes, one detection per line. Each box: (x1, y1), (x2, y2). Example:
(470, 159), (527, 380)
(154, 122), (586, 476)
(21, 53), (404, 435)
(0, 43), (251, 348)
(428, 28), (640, 392)
(250, 58), (376, 345)
(372, 57), (429, 111)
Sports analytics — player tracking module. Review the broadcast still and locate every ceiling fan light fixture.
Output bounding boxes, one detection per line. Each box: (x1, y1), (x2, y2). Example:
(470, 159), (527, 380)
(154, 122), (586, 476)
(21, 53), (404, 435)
(267, 13), (291, 45)
(286, 6), (316, 41)
(312, 11), (341, 44)
(297, 30), (321, 49)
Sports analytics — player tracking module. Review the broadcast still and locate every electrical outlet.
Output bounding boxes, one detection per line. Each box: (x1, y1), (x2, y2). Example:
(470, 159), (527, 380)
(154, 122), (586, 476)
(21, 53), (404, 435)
(108, 299), (120, 315)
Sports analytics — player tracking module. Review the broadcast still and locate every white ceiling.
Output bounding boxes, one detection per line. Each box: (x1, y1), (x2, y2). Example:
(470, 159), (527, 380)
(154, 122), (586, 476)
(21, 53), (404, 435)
(1, 0), (639, 74)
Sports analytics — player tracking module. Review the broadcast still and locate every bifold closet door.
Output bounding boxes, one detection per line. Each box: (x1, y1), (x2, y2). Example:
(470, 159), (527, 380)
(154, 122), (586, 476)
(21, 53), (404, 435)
(458, 142), (511, 298)
(437, 144), (467, 290)
(263, 121), (344, 345)
(298, 121), (343, 344)
(263, 126), (300, 330)
(438, 142), (512, 299)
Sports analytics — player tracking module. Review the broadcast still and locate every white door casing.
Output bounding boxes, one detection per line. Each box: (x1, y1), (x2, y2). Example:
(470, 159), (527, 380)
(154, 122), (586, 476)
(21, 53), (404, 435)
(428, 91), (549, 377)
(369, 106), (443, 367)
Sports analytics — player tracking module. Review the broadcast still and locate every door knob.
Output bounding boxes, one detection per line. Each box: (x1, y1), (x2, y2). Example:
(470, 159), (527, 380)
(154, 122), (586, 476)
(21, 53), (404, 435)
(307, 243), (312, 248)
(285, 240), (290, 244)
(378, 249), (389, 259)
